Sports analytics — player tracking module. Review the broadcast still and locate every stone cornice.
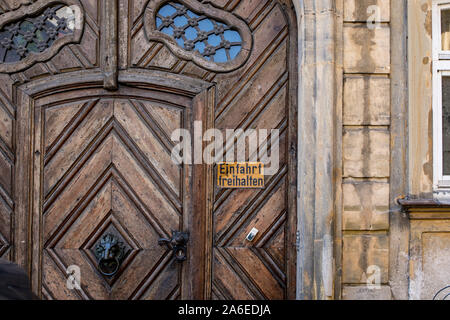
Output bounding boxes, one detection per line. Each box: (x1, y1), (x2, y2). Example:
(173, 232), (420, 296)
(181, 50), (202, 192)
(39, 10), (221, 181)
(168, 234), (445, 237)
(398, 198), (450, 219)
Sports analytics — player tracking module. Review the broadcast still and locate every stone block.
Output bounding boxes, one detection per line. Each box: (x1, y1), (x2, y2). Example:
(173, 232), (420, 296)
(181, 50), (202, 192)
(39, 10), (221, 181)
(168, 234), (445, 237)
(343, 182), (390, 230)
(344, 0), (390, 22)
(342, 234), (389, 284)
(344, 24), (390, 74)
(342, 285), (392, 300)
(344, 75), (390, 125)
(343, 127), (390, 178)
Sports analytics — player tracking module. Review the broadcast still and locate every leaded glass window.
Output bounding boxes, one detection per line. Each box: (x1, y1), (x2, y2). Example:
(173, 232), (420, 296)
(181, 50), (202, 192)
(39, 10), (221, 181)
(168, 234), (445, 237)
(0, 5), (75, 63)
(156, 2), (242, 63)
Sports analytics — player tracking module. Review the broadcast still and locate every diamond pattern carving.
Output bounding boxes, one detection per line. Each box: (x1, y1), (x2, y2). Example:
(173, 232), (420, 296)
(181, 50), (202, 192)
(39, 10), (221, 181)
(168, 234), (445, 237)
(39, 97), (184, 299)
(83, 216), (135, 285)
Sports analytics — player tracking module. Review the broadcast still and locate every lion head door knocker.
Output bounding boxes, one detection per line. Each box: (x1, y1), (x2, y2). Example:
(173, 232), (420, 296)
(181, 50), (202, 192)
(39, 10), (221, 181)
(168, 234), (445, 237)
(158, 231), (189, 262)
(94, 234), (128, 276)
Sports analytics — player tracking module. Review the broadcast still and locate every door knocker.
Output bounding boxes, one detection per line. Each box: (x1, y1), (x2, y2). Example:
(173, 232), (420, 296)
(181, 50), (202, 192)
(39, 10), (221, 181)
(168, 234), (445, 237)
(94, 234), (127, 276)
(158, 231), (189, 262)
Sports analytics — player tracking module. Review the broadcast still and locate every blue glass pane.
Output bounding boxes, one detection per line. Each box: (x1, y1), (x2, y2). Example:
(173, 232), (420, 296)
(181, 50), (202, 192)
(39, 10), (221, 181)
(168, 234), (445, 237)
(214, 48), (227, 63)
(20, 21), (34, 32)
(229, 45), (241, 59)
(0, 4), (76, 63)
(159, 4), (176, 17)
(13, 35), (27, 47)
(185, 27), (197, 40)
(207, 34), (221, 46)
(161, 26), (174, 36)
(224, 30), (241, 43)
(198, 19), (213, 32)
(155, 3), (244, 63)
(27, 42), (39, 53)
(35, 30), (49, 42)
(5, 50), (20, 62)
(173, 15), (188, 27)
(187, 10), (199, 18)
(176, 37), (184, 48)
(195, 41), (205, 54)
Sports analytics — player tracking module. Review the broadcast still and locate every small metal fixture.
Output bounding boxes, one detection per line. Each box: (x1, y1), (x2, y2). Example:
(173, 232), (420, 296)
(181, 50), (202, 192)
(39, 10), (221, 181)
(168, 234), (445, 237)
(94, 233), (127, 276)
(158, 231), (189, 262)
(246, 228), (259, 242)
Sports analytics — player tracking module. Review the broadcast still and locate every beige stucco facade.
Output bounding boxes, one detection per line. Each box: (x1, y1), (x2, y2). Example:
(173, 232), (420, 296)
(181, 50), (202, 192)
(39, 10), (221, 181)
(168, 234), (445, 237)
(296, 0), (450, 300)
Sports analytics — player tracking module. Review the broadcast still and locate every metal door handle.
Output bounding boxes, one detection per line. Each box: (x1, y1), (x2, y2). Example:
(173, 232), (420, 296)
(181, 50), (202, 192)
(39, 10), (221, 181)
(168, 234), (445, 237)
(94, 234), (126, 276)
(158, 231), (189, 262)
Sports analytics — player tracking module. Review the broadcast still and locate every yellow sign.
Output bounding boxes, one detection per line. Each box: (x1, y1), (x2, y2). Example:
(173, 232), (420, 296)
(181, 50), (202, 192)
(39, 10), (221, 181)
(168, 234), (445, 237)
(217, 162), (264, 188)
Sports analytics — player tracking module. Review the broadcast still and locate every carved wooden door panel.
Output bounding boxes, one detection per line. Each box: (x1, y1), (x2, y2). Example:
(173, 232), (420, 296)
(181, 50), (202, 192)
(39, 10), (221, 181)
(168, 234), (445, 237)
(0, 0), (297, 300)
(133, 0), (298, 300)
(23, 77), (212, 300)
(137, 0), (298, 300)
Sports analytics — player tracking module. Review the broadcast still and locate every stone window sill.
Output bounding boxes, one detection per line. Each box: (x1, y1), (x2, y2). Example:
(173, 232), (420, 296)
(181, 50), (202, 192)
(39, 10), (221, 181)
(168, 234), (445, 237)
(398, 199), (450, 219)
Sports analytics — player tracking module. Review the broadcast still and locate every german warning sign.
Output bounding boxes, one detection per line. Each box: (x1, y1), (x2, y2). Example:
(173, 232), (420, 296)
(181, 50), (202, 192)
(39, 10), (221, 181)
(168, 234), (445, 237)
(217, 162), (264, 188)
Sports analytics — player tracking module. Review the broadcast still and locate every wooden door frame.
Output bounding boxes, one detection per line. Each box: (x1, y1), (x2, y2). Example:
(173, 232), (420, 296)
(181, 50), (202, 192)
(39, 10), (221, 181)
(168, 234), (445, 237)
(15, 68), (215, 299)
(293, 0), (342, 299)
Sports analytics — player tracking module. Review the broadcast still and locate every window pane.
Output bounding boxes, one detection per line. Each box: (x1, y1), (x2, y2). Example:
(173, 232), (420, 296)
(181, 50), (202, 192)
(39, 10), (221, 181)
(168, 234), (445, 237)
(155, 2), (243, 62)
(442, 77), (450, 175)
(0, 5), (74, 63)
(442, 9), (450, 51)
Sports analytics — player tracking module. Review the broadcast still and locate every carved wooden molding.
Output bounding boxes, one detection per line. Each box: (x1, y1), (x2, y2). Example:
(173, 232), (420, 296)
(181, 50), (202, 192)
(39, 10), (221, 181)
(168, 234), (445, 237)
(143, 0), (252, 73)
(0, 0), (84, 73)
(101, 0), (118, 90)
(19, 69), (212, 97)
(0, 0), (38, 14)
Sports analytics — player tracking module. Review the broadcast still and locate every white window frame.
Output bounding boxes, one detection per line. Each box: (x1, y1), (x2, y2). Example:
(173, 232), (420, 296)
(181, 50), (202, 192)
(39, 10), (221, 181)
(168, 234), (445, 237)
(433, 1), (450, 196)
(433, 2), (450, 60)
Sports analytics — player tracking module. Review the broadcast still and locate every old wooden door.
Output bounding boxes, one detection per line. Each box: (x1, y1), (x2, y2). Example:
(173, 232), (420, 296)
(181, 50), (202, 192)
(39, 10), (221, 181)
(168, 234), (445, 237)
(23, 73), (213, 300)
(0, 0), (297, 300)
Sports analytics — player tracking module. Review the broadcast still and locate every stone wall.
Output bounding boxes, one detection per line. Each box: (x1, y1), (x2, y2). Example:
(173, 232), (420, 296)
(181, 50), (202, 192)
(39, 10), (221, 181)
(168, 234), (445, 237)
(341, 0), (392, 300)
(295, 0), (409, 300)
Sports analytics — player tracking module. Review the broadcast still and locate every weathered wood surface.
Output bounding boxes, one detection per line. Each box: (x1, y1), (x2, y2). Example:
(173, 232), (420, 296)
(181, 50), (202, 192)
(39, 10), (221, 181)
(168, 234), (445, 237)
(26, 80), (211, 300)
(129, 0), (298, 300)
(0, 0), (299, 300)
